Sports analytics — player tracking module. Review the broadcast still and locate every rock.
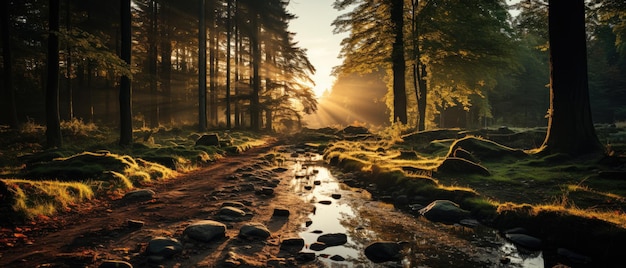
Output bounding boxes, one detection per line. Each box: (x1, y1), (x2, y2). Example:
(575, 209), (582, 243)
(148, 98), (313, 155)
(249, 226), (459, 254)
(281, 237), (305, 249)
(364, 241), (406, 263)
(309, 242), (327, 251)
(127, 219), (144, 229)
(183, 220), (227, 242)
(272, 208), (290, 217)
(394, 195), (409, 207)
(122, 189), (156, 202)
(338, 125), (370, 135)
(99, 260), (133, 268)
(218, 206), (246, 219)
(296, 252), (316, 263)
(267, 258), (287, 267)
(239, 222), (271, 239)
(505, 233), (542, 251)
(557, 248), (592, 263)
(331, 193), (342, 199)
(145, 237), (183, 258)
(453, 147), (478, 163)
(258, 187), (275, 195)
(195, 134), (220, 147)
(330, 255), (345, 261)
(317, 233), (347, 247)
(437, 157), (490, 176)
(419, 200), (471, 224)
(221, 201), (246, 208)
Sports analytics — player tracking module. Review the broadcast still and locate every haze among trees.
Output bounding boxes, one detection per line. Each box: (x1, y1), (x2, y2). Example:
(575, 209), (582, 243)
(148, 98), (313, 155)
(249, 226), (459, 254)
(1, 0), (625, 152)
(324, 0), (625, 144)
(1, 0), (317, 147)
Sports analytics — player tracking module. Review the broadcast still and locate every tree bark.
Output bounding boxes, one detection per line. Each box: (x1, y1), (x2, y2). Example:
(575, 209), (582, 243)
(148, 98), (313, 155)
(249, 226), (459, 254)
(198, 0), (207, 131)
(225, 0), (232, 129)
(46, 0), (63, 148)
(119, 0), (133, 146)
(160, 3), (173, 126)
(250, 12), (261, 130)
(390, 0), (407, 124)
(541, 0), (602, 155)
(148, 0), (159, 128)
(1, 0), (19, 128)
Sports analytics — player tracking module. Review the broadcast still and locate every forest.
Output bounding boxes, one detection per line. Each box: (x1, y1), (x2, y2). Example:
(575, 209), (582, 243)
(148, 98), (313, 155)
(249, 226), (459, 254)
(1, 0), (626, 267)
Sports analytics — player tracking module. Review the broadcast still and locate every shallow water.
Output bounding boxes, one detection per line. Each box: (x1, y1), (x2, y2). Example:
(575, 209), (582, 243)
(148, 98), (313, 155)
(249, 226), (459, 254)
(289, 158), (544, 267)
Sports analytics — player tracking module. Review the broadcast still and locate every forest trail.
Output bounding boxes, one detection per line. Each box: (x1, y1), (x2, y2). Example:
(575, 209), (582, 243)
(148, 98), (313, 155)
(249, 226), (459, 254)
(0, 139), (319, 267)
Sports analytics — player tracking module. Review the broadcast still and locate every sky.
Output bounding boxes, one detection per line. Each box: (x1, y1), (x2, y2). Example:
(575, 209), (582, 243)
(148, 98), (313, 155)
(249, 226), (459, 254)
(287, 0), (347, 98)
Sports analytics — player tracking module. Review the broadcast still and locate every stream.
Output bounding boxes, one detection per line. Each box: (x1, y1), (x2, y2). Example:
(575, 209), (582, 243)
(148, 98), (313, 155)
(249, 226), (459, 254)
(288, 155), (544, 267)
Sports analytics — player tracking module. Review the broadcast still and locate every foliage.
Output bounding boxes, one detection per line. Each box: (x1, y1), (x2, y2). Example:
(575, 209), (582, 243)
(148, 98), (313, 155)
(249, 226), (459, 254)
(1, 178), (94, 219)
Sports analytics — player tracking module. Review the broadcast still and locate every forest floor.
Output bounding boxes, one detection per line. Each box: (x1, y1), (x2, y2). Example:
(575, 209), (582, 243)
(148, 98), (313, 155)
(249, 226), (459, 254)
(1, 124), (626, 267)
(0, 139), (333, 268)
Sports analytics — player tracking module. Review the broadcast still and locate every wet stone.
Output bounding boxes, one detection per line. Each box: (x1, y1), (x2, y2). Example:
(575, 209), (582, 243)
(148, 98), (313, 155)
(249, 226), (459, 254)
(304, 185), (313, 190)
(317, 233), (347, 247)
(239, 222), (271, 239)
(145, 237), (183, 258)
(309, 242), (327, 251)
(221, 201), (245, 208)
(218, 206), (246, 218)
(122, 189), (156, 202)
(364, 241), (405, 263)
(257, 187), (275, 195)
(272, 208), (290, 217)
(296, 252), (316, 263)
(313, 180), (321, 185)
(281, 237), (305, 249)
(127, 219), (144, 229)
(505, 233), (542, 251)
(183, 220), (227, 242)
(330, 255), (345, 262)
(318, 200), (332, 205)
(418, 200), (470, 224)
(331, 193), (342, 199)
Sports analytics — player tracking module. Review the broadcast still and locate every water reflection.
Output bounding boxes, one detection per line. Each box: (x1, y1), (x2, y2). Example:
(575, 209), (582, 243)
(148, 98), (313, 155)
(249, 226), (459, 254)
(289, 159), (544, 267)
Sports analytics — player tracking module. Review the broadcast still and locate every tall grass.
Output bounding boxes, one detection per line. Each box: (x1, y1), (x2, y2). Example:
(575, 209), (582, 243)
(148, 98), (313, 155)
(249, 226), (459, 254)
(2, 179), (94, 219)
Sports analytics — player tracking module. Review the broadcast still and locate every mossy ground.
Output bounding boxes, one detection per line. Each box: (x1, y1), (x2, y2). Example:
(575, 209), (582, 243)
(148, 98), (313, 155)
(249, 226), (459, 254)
(315, 124), (626, 264)
(0, 120), (266, 221)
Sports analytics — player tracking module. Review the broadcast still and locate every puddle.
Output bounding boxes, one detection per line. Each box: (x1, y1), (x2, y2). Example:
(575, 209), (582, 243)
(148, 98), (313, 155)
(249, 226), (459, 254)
(289, 157), (544, 267)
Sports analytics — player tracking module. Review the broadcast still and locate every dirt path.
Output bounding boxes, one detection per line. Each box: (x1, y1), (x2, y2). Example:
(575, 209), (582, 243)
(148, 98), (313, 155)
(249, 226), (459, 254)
(0, 140), (321, 267)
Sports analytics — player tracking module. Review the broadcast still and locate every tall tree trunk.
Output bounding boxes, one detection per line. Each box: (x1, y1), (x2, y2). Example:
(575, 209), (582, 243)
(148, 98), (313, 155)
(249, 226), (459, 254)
(46, 0), (62, 148)
(148, 0), (159, 128)
(225, 0), (232, 128)
(390, 0), (407, 124)
(119, 0), (133, 146)
(208, 0), (216, 127)
(234, 3), (241, 128)
(541, 0), (602, 155)
(65, 0), (73, 120)
(250, 12), (261, 131)
(161, 4), (173, 126)
(417, 64), (427, 130)
(1, 0), (18, 128)
(198, 0), (207, 131)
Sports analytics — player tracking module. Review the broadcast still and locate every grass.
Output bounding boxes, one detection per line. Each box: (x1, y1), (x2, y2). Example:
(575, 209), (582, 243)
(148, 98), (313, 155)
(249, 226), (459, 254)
(1, 179), (94, 219)
(321, 124), (626, 234)
(0, 120), (266, 220)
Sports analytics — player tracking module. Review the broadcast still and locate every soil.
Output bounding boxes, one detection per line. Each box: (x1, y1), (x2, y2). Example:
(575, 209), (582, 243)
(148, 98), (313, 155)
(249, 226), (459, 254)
(0, 140), (325, 268)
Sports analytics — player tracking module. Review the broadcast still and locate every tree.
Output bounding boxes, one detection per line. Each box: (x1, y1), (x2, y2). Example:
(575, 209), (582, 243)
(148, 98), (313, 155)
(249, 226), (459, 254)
(540, 0), (602, 154)
(119, 0), (133, 146)
(390, 0), (407, 124)
(46, 0), (63, 148)
(333, 0), (406, 124)
(1, 0), (19, 128)
(198, 0), (207, 131)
